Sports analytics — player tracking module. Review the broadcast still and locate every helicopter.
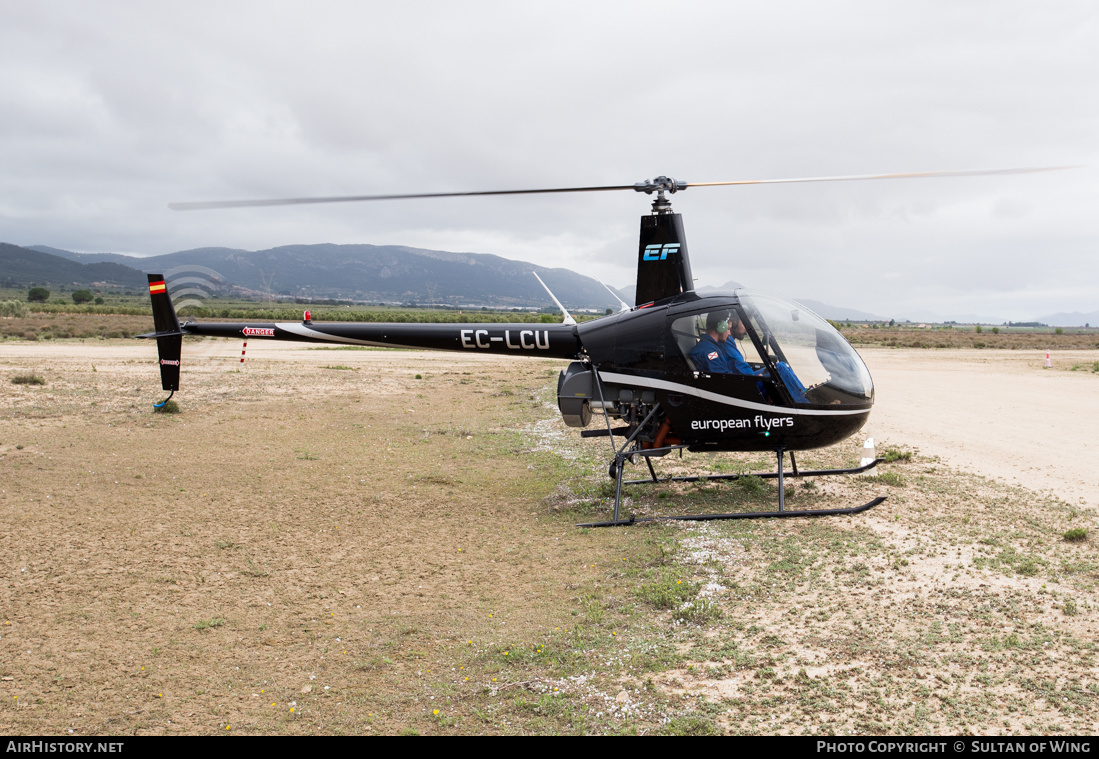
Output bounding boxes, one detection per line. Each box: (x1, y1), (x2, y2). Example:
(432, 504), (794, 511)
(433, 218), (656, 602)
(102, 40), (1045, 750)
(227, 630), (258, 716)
(145, 168), (1064, 526)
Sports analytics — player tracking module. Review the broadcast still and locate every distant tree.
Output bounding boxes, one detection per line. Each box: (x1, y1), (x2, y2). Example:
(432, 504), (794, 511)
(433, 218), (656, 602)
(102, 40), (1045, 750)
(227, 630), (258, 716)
(991, 327), (1000, 334)
(94, 296), (104, 305)
(975, 325), (982, 334)
(28, 286), (49, 303)
(1055, 327), (1064, 335)
(605, 308), (613, 315)
(72, 289), (94, 304)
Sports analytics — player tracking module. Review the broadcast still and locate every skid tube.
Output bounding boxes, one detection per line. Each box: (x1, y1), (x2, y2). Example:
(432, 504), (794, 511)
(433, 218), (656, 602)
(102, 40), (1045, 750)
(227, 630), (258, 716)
(576, 447), (887, 528)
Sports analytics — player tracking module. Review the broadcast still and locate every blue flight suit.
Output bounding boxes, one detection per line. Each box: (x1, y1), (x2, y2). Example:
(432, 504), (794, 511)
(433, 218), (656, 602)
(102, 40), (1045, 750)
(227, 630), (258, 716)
(690, 333), (810, 403)
(689, 334), (734, 374)
(719, 338), (756, 375)
(689, 334), (759, 376)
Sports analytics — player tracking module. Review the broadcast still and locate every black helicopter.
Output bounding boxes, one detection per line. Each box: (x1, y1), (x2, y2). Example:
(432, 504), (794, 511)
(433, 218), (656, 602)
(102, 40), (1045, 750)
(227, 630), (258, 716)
(146, 168), (1061, 526)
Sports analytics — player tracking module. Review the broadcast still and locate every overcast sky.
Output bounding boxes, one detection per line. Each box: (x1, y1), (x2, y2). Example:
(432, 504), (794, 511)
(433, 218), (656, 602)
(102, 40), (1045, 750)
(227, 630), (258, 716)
(1, 1), (1095, 321)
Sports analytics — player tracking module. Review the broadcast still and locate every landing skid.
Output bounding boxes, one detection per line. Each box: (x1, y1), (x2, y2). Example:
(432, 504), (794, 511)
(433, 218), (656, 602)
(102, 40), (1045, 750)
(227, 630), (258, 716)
(576, 448), (886, 528)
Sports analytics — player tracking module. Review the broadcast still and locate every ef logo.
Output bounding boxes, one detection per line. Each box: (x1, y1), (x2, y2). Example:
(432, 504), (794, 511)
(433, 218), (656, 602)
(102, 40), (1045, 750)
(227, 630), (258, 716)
(643, 243), (681, 261)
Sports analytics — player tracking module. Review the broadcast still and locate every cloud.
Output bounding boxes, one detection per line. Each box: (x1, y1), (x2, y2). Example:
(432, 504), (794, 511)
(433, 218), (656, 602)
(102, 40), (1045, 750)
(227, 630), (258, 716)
(0, 1), (1095, 321)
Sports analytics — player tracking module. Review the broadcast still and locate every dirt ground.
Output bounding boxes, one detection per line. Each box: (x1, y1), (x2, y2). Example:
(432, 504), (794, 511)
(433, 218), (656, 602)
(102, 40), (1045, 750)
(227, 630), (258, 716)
(1, 337), (1096, 735)
(861, 348), (1099, 508)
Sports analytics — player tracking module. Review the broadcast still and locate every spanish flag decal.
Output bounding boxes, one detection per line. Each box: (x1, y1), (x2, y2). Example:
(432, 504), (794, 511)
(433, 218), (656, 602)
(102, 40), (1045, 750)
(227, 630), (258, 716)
(149, 280), (167, 294)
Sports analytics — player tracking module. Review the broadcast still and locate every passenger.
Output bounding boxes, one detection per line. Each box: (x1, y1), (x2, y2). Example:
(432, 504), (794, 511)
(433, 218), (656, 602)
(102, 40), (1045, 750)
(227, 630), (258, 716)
(720, 311), (759, 375)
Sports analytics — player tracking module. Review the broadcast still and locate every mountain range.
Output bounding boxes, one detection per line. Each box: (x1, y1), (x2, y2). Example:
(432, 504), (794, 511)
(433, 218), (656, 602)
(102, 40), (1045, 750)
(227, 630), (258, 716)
(1, 243), (148, 290)
(18, 243), (624, 310)
(4, 242), (1095, 325)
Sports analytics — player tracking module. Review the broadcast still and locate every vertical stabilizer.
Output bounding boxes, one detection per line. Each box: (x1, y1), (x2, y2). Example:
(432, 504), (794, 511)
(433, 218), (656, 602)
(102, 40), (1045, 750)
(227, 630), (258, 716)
(147, 274), (183, 391)
(634, 213), (694, 306)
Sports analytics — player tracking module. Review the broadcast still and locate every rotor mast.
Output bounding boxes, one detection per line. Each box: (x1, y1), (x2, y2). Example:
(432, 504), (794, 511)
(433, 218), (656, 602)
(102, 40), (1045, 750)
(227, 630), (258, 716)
(633, 175), (687, 214)
(632, 176), (694, 307)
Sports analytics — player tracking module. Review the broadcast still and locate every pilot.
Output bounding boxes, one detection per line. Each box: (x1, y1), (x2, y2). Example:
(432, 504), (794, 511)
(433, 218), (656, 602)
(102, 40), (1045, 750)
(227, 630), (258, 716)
(720, 311), (758, 375)
(685, 309), (738, 375)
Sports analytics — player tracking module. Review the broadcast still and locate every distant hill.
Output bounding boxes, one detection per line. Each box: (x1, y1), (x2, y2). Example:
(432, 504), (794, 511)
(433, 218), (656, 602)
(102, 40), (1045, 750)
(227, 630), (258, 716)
(792, 299), (885, 323)
(1, 243), (148, 289)
(27, 245), (147, 269)
(1036, 311), (1099, 328)
(24, 243), (625, 310)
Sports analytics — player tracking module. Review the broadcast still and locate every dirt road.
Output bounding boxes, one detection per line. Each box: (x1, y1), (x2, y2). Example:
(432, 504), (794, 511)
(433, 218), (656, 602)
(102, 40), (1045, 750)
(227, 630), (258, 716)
(860, 347), (1099, 509)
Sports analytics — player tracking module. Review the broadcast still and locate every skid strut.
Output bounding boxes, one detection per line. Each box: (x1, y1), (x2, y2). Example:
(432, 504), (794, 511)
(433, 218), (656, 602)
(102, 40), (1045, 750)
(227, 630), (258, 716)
(577, 447), (886, 528)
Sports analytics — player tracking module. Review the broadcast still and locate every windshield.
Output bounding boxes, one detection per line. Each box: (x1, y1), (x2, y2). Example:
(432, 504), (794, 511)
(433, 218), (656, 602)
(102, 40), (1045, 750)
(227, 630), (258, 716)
(737, 290), (874, 405)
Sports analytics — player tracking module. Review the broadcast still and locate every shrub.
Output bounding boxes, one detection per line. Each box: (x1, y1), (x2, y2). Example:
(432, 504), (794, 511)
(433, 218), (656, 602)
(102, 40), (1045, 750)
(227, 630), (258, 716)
(1063, 528), (1088, 542)
(883, 448), (913, 463)
(11, 373), (45, 386)
(637, 576), (698, 610)
(863, 471), (905, 487)
(673, 599), (722, 623)
(0, 300), (28, 318)
(736, 474), (768, 496)
(27, 287), (49, 302)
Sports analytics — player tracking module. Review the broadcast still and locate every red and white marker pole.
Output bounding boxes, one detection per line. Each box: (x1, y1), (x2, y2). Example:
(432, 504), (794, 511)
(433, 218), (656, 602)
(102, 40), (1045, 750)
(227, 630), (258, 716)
(1044, 351), (1052, 369)
(241, 341), (247, 363)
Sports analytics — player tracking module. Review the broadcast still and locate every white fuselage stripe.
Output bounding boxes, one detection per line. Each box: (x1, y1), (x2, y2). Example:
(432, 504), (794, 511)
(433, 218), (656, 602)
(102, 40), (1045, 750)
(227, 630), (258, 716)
(275, 323), (418, 349)
(597, 371), (868, 417)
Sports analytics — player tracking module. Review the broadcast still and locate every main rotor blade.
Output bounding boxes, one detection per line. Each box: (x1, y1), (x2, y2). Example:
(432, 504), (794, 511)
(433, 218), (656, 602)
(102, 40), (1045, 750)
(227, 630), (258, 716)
(169, 166), (1076, 211)
(683, 166), (1077, 189)
(168, 183), (639, 210)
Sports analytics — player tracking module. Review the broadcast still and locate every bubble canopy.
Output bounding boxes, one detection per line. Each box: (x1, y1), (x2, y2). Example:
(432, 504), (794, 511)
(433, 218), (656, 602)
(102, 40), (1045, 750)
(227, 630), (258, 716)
(734, 289), (874, 406)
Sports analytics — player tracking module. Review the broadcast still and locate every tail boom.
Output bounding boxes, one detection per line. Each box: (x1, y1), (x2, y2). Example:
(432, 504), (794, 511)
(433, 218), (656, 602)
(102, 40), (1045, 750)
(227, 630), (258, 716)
(178, 320), (583, 358)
